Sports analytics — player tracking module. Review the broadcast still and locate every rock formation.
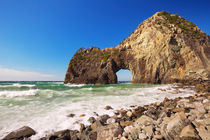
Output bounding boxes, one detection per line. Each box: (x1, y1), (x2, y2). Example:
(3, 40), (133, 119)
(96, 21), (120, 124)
(64, 11), (210, 84)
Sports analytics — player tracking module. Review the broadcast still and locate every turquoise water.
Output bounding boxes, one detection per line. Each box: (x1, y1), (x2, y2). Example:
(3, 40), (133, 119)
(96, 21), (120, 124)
(0, 81), (194, 139)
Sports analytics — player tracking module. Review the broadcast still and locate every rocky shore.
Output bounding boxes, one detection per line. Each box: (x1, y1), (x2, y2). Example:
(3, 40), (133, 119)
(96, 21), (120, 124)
(3, 84), (210, 140)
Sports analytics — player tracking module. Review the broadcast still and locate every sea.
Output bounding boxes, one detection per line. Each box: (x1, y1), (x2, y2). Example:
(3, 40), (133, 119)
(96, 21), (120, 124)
(0, 81), (194, 139)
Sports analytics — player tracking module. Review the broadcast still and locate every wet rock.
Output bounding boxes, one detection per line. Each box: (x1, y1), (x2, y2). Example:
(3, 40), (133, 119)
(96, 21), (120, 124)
(67, 113), (75, 118)
(144, 106), (160, 120)
(97, 123), (122, 140)
(104, 105), (113, 110)
(88, 131), (97, 140)
(88, 117), (96, 124)
(158, 88), (166, 92)
(133, 106), (145, 118)
(115, 109), (127, 117)
(53, 129), (69, 137)
(80, 123), (85, 132)
(91, 120), (103, 131)
(3, 126), (36, 140)
(69, 130), (79, 140)
(47, 135), (58, 140)
(162, 97), (170, 105)
(98, 114), (110, 124)
(179, 125), (200, 140)
(93, 112), (99, 116)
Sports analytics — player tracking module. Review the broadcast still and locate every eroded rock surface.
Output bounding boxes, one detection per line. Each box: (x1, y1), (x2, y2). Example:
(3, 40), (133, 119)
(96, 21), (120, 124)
(3, 126), (36, 140)
(65, 11), (210, 84)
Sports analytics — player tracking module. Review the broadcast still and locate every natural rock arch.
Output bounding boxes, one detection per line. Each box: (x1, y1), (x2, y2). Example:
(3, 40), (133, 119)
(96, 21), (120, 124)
(116, 69), (132, 82)
(64, 11), (210, 84)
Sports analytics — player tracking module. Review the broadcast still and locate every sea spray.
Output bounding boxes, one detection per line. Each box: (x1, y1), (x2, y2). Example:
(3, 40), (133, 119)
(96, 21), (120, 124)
(0, 81), (194, 139)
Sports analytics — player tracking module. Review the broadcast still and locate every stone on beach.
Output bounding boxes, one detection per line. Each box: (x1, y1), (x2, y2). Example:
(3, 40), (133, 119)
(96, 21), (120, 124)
(179, 125), (200, 140)
(104, 105), (113, 110)
(3, 126), (36, 140)
(135, 115), (154, 126)
(96, 123), (123, 140)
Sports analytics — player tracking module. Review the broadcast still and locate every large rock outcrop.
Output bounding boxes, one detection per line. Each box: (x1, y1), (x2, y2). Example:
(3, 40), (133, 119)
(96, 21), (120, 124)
(64, 11), (210, 84)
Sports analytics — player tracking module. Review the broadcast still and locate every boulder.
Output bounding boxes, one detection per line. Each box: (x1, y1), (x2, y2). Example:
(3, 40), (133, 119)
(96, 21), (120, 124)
(3, 126), (36, 140)
(138, 133), (147, 139)
(154, 135), (163, 140)
(120, 121), (133, 127)
(198, 130), (210, 140)
(67, 113), (75, 117)
(143, 125), (154, 137)
(179, 125), (200, 140)
(104, 105), (113, 110)
(97, 123), (123, 140)
(135, 115), (154, 126)
(160, 112), (189, 140)
(107, 118), (116, 124)
(88, 117), (96, 124)
(98, 114), (110, 124)
(126, 111), (133, 117)
(91, 120), (103, 131)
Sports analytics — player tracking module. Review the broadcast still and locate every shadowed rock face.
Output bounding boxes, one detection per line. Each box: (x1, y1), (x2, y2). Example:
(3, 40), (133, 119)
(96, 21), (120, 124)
(64, 11), (210, 84)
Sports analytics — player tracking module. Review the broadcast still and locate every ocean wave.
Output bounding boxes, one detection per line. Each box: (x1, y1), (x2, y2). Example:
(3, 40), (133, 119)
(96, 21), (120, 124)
(0, 83), (35, 88)
(0, 89), (38, 98)
(65, 84), (85, 87)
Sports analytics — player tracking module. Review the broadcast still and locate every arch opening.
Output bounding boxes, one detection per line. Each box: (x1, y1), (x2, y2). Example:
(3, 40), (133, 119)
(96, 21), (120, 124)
(116, 69), (132, 83)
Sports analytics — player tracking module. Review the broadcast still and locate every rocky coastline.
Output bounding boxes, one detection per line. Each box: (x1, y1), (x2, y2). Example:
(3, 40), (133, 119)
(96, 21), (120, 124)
(3, 83), (210, 140)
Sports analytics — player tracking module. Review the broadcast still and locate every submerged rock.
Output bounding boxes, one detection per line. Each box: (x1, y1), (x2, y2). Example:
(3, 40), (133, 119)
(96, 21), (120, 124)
(3, 126), (36, 140)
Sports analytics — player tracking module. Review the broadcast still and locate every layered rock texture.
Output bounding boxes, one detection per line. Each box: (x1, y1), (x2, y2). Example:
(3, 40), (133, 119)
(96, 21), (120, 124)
(64, 11), (210, 84)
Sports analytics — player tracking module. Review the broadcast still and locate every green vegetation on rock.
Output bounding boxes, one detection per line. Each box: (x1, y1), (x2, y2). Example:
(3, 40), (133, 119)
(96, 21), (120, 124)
(157, 11), (202, 39)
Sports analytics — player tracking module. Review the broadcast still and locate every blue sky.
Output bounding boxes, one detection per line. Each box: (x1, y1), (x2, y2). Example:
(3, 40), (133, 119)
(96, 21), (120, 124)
(0, 0), (209, 81)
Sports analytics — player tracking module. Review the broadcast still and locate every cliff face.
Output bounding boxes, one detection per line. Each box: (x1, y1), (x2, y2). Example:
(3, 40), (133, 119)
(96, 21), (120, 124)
(64, 11), (210, 84)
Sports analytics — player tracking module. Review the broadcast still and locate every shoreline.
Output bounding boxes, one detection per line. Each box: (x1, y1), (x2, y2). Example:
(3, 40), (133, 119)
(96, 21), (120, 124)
(2, 84), (210, 140)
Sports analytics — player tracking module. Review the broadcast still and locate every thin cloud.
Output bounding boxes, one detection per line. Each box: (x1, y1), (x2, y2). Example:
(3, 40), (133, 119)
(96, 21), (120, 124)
(0, 67), (59, 81)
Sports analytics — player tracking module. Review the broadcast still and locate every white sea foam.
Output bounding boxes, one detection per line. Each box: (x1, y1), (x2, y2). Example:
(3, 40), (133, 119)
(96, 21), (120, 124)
(0, 83), (35, 88)
(65, 84), (85, 87)
(0, 89), (38, 98)
(0, 84), (194, 139)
